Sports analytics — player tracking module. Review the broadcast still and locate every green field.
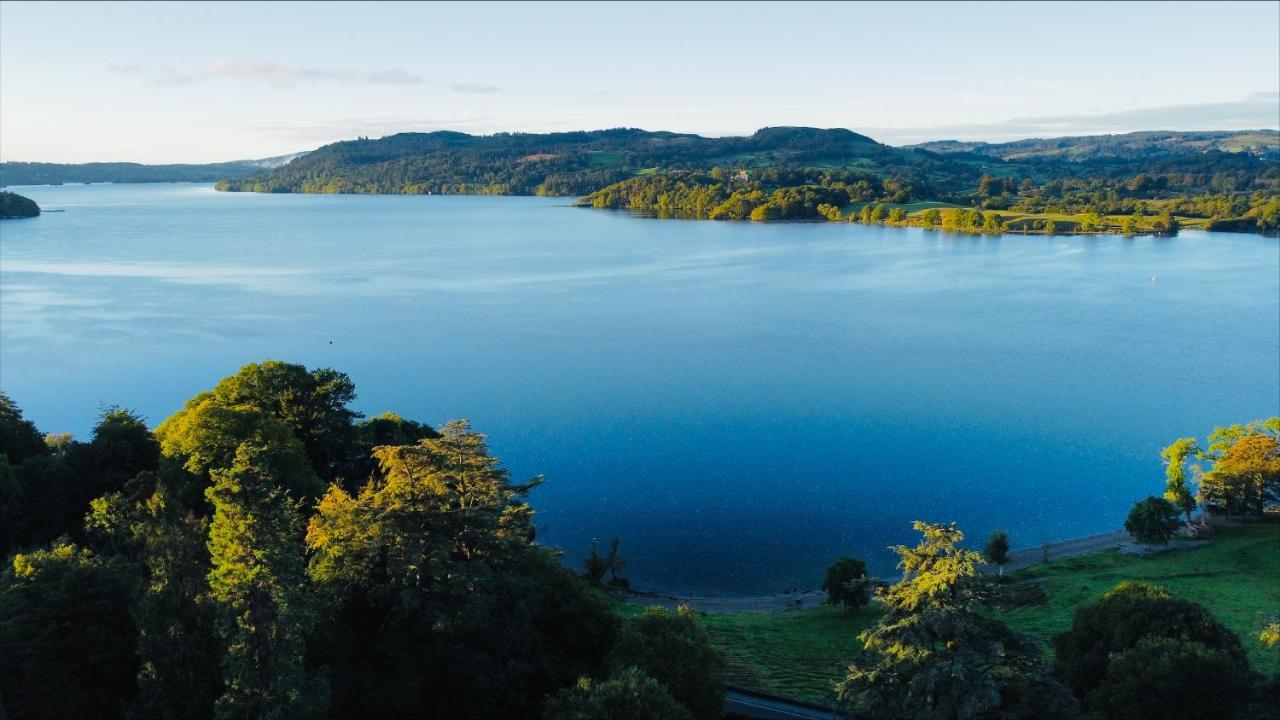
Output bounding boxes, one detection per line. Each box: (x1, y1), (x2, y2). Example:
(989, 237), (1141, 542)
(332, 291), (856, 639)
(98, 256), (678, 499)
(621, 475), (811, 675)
(625, 524), (1280, 706)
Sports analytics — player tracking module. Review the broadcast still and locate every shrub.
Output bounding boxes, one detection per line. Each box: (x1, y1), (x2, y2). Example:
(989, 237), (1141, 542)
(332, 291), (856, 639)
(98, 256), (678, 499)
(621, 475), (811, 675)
(1052, 581), (1248, 702)
(606, 606), (725, 720)
(542, 667), (693, 720)
(1089, 636), (1251, 720)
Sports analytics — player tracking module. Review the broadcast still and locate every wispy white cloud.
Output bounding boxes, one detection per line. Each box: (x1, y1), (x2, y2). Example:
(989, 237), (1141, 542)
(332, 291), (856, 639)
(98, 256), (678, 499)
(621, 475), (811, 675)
(108, 58), (505, 92)
(244, 116), (572, 145)
(871, 95), (1280, 145)
(450, 83), (499, 94)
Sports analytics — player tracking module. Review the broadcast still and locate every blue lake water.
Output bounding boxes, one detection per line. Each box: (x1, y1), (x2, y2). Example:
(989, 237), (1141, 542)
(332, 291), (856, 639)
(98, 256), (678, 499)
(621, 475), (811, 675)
(1, 183), (1277, 594)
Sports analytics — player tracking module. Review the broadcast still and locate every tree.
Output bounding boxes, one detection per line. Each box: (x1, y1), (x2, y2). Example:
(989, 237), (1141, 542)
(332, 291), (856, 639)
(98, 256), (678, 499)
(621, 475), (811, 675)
(156, 396), (324, 508)
(1079, 213), (1105, 232)
(1124, 496), (1181, 547)
(822, 557), (871, 609)
(888, 207), (908, 223)
(838, 521), (1077, 720)
(542, 668), (694, 720)
(1200, 433), (1280, 516)
(605, 536), (626, 586)
(79, 407), (161, 491)
(1161, 437), (1201, 524)
(606, 606), (725, 720)
(306, 420), (616, 718)
(1051, 581), (1247, 704)
(983, 530), (1011, 576)
(157, 361), (362, 490)
(206, 443), (321, 720)
(584, 538), (610, 586)
(1043, 219), (1057, 235)
(921, 208), (941, 226)
(1088, 636), (1251, 720)
(130, 486), (223, 720)
(0, 390), (48, 465)
(817, 203), (843, 221)
(1152, 211), (1180, 235)
(0, 542), (139, 720)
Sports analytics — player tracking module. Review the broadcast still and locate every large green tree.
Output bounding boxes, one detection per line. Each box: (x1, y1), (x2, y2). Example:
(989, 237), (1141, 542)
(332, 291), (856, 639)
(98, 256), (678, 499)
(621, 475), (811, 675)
(0, 543), (139, 720)
(155, 361), (364, 505)
(206, 443), (321, 720)
(201, 361), (361, 482)
(1200, 433), (1280, 516)
(130, 484), (222, 720)
(838, 521), (1076, 720)
(306, 420), (615, 718)
(1124, 496), (1181, 547)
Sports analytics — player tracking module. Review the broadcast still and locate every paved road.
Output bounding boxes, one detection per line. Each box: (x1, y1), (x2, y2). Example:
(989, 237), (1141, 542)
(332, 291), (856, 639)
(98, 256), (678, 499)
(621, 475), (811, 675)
(725, 688), (839, 720)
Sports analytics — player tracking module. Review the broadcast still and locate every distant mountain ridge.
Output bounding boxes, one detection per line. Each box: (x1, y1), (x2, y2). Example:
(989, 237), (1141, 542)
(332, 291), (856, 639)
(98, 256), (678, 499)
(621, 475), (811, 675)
(4, 128), (1277, 198)
(0, 151), (308, 187)
(909, 129), (1279, 161)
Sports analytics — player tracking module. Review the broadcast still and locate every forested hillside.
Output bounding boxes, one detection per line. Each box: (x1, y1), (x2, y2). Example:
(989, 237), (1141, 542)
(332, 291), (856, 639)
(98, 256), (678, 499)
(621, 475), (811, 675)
(214, 127), (966, 196)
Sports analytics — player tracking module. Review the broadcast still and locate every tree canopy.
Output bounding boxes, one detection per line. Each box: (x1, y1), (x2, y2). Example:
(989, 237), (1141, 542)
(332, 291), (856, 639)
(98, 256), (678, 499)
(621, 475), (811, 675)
(837, 521), (1077, 720)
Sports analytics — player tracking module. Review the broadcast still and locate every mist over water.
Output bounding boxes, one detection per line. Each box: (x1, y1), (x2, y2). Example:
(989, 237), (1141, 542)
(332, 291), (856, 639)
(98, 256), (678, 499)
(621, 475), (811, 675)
(2, 183), (1277, 594)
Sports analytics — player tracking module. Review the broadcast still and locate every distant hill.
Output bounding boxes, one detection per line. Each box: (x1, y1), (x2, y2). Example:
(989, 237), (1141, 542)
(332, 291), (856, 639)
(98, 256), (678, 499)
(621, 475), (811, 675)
(0, 151), (307, 187)
(0, 191), (40, 218)
(214, 127), (965, 196)
(909, 129), (1279, 161)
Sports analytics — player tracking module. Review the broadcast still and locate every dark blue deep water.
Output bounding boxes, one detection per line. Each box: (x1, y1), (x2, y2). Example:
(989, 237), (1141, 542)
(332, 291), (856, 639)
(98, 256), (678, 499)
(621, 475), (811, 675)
(2, 183), (1277, 593)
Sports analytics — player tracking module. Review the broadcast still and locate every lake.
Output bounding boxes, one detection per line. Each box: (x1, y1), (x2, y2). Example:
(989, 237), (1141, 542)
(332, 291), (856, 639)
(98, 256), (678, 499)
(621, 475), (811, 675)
(1, 183), (1276, 594)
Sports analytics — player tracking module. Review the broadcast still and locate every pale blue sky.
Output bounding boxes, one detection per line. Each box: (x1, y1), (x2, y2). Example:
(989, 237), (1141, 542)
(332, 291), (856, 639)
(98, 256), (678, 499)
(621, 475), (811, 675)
(2, 1), (1277, 163)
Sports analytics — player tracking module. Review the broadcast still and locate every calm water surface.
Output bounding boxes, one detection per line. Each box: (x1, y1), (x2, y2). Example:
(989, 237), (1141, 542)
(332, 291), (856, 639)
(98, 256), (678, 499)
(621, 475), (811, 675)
(2, 183), (1277, 593)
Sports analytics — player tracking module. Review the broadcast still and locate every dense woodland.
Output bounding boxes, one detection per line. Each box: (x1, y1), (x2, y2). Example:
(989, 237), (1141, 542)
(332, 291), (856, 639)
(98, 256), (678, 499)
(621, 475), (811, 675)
(0, 362), (728, 720)
(2, 361), (1278, 720)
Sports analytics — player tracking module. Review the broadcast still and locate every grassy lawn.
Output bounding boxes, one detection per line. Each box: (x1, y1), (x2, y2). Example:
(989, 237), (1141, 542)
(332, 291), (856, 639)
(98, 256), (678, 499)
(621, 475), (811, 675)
(702, 605), (875, 706)
(1000, 524), (1280, 674)
(624, 524), (1279, 706)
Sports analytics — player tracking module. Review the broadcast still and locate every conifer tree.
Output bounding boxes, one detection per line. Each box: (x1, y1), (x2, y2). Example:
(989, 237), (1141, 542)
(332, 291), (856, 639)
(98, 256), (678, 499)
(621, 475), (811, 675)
(206, 443), (320, 720)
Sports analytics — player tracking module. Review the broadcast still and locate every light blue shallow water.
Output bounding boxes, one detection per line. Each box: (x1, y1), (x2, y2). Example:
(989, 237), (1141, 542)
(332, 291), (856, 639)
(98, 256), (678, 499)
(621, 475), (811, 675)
(2, 183), (1277, 593)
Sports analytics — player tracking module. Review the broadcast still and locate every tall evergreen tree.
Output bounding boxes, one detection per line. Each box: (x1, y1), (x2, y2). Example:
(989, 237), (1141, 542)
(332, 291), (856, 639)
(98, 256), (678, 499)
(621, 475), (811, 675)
(838, 521), (1077, 720)
(206, 443), (321, 720)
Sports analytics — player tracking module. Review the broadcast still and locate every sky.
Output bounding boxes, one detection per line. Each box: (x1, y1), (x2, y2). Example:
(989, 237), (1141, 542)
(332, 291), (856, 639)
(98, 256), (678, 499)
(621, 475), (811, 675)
(1, 1), (1278, 163)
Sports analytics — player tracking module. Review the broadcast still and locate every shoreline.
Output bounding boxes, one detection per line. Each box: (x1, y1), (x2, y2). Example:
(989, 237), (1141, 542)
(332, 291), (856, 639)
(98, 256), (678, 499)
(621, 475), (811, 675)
(617, 526), (1214, 614)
